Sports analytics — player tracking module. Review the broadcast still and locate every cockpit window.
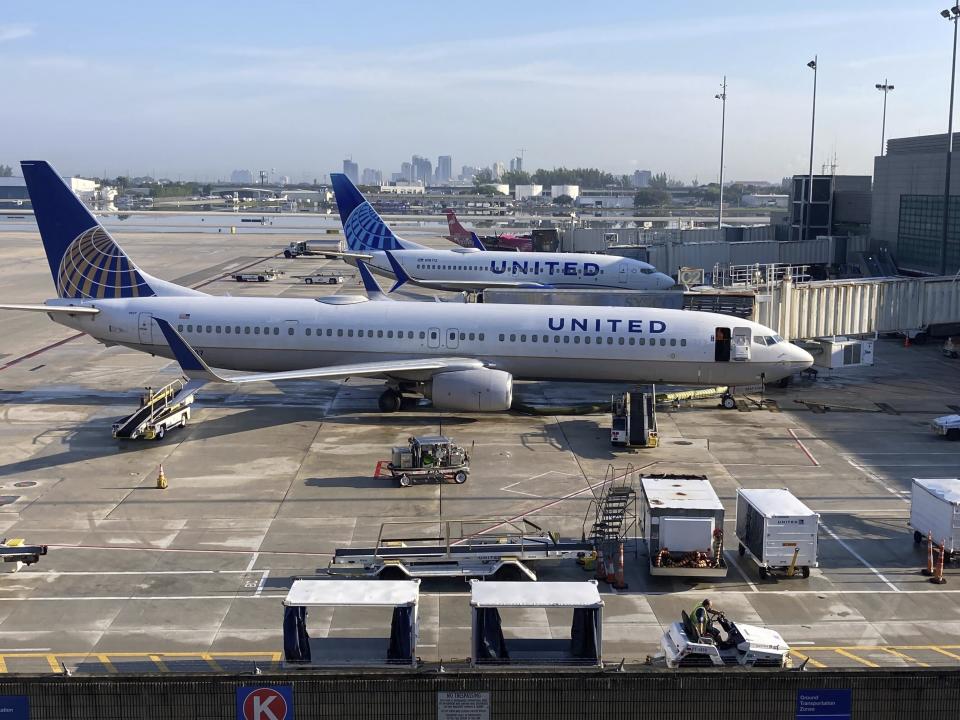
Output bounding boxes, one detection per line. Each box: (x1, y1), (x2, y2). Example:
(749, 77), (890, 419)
(772, 335), (784, 344)
(753, 335), (780, 346)
(640, 268), (655, 274)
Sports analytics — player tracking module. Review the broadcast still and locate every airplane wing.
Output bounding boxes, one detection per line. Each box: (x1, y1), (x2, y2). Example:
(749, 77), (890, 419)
(153, 318), (484, 384)
(0, 303), (100, 315)
(318, 250), (374, 261)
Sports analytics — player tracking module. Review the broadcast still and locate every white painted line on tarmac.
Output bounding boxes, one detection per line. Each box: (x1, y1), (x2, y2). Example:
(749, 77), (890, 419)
(255, 570), (270, 597)
(788, 428), (820, 466)
(0, 648), (50, 652)
(843, 457), (910, 504)
(820, 521), (901, 592)
(245, 552), (259, 572)
(723, 550), (759, 593)
(22, 570), (254, 577)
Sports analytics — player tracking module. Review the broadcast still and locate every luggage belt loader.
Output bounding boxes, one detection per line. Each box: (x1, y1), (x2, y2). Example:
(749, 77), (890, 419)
(328, 519), (592, 581)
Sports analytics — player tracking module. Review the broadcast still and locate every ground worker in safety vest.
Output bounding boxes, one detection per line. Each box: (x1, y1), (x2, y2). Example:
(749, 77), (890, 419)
(691, 598), (722, 643)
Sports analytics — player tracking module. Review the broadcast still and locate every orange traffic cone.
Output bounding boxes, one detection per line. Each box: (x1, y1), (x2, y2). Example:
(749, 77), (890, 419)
(923, 532), (934, 576)
(931, 539), (948, 585)
(156, 464), (168, 490)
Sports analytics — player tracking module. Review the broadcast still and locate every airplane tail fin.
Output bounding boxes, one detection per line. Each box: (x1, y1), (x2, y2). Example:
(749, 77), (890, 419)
(383, 250), (410, 293)
(21, 161), (202, 299)
(444, 209), (472, 247)
(330, 173), (421, 253)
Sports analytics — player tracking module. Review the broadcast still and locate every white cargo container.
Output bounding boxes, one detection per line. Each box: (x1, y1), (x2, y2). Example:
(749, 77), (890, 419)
(735, 489), (819, 579)
(639, 475), (726, 577)
(909, 478), (960, 555)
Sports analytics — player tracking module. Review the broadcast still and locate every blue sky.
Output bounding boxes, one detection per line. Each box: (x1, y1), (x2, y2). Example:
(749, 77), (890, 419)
(0, 2), (954, 182)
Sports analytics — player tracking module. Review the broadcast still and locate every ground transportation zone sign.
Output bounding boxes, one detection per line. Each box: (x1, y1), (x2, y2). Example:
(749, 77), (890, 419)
(237, 686), (293, 720)
(796, 689), (851, 719)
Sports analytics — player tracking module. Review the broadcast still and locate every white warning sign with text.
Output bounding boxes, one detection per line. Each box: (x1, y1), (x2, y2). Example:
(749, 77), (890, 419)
(437, 691), (490, 720)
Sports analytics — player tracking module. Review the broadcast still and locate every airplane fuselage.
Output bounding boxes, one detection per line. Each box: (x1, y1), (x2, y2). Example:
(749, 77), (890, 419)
(48, 296), (810, 386)
(354, 248), (675, 292)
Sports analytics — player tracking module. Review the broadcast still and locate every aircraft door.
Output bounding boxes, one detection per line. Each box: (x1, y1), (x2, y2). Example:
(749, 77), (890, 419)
(618, 263), (628, 285)
(428, 327), (441, 348)
(445, 328), (459, 349)
(137, 313), (153, 345)
(714, 327), (731, 362)
(732, 327), (751, 361)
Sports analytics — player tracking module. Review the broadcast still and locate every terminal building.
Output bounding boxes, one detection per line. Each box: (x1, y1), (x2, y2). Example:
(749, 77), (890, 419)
(872, 132), (960, 275)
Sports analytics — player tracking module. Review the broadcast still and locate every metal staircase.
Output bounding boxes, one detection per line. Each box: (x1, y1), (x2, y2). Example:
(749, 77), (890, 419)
(585, 465), (638, 554)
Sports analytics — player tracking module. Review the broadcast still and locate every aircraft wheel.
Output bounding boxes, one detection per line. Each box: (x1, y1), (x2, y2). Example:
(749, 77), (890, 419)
(454, 471), (467, 484)
(722, 395), (737, 410)
(378, 389), (402, 413)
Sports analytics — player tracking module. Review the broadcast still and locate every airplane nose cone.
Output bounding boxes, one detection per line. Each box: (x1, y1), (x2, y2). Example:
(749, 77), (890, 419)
(792, 343), (815, 369)
(656, 273), (676, 289)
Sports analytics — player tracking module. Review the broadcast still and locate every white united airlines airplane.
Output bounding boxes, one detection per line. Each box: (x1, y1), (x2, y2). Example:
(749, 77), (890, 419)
(0, 161), (812, 413)
(330, 174), (676, 292)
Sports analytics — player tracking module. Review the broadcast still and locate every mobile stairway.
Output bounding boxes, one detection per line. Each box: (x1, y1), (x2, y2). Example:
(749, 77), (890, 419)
(585, 465), (638, 584)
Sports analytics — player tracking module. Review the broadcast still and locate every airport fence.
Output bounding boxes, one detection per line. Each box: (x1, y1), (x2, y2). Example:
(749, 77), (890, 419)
(0, 668), (957, 719)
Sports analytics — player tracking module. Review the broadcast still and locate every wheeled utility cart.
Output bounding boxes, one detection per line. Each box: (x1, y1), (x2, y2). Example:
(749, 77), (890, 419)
(910, 478), (960, 558)
(381, 435), (470, 487)
(735, 488), (819, 579)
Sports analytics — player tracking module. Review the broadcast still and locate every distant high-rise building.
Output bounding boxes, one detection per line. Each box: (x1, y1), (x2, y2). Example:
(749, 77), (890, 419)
(436, 155), (453, 183)
(361, 168), (383, 185)
(632, 170), (652, 188)
(460, 165), (478, 181)
(411, 155), (433, 184)
(342, 159), (359, 184)
(400, 162), (414, 183)
(230, 169), (254, 184)
(492, 161), (505, 180)
(278, 175), (290, 186)
(509, 156), (523, 173)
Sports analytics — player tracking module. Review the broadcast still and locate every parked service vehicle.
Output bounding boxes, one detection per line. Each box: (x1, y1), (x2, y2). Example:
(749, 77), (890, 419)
(303, 273), (344, 285)
(385, 435), (470, 487)
(930, 415), (960, 441)
(284, 241), (322, 258)
(910, 478), (960, 558)
(735, 488), (819, 579)
(233, 270), (282, 282)
(658, 610), (791, 668)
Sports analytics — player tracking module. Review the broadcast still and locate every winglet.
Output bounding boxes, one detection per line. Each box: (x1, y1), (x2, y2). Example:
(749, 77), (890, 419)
(356, 260), (391, 301)
(469, 232), (487, 251)
(383, 250), (409, 293)
(153, 318), (225, 382)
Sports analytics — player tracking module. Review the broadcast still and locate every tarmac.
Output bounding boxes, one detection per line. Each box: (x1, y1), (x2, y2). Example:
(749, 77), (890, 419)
(0, 218), (959, 674)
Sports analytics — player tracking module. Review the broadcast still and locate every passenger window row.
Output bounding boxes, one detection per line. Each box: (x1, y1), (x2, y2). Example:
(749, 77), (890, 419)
(174, 324), (487, 342)
(495, 333), (687, 347)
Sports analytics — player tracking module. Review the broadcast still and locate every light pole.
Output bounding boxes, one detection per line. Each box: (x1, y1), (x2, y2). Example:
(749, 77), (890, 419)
(941, 5), (960, 276)
(803, 57), (817, 242)
(875, 80), (894, 156)
(715, 76), (727, 229)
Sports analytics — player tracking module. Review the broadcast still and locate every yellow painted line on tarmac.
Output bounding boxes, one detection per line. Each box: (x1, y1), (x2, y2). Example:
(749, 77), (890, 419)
(201, 653), (224, 672)
(271, 651), (281, 663)
(0, 656), (8, 674)
(833, 648), (879, 668)
(880, 647), (928, 667)
(789, 650), (827, 669)
(929, 647), (960, 662)
(148, 654), (169, 673)
(97, 654), (118, 673)
(45, 655), (60, 673)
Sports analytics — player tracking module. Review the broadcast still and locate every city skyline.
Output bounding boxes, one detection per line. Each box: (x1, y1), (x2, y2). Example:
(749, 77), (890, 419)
(0, 1), (949, 182)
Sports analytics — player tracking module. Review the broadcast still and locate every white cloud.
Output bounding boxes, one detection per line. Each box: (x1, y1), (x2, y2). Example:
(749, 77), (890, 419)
(0, 24), (34, 43)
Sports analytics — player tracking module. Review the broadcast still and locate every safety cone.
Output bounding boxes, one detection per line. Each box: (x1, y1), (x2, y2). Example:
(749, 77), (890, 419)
(156, 464), (168, 490)
(595, 547), (606, 581)
(613, 541), (628, 589)
(904, 335), (911, 348)
(931, 539), (948, 585)
(923, 532), (934, 576)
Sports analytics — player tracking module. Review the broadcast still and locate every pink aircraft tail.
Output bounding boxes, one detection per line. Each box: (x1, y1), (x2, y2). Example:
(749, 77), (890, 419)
(444, 209), (473, 247)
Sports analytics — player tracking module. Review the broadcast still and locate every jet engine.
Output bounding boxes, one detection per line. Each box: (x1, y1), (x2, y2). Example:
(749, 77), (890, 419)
(421, 368), (513, 412)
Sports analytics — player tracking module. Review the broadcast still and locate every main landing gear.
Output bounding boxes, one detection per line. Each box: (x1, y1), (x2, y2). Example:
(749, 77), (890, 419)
(378, 388), (402, 413)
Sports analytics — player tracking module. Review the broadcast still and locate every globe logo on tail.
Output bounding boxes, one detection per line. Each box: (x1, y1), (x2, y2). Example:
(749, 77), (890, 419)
(343, 202), (404, 252)
(57, 227), (154, 299)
